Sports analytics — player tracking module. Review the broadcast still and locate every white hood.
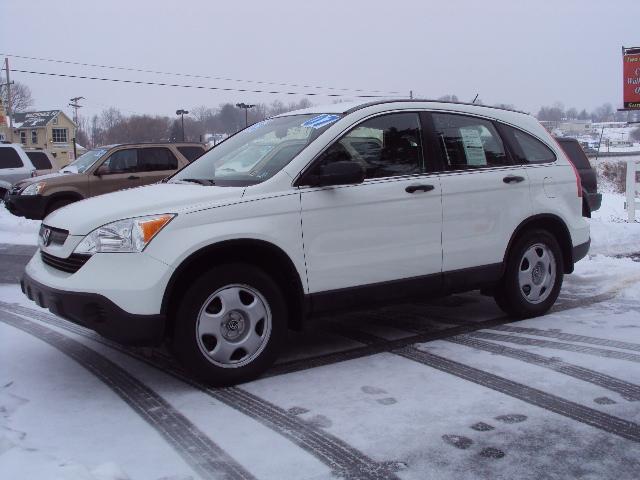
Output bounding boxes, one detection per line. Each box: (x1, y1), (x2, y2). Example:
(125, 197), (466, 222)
(44, 183), (245, 235)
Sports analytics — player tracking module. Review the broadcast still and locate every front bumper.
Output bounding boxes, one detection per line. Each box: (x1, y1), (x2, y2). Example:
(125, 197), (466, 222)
(4, 192), (48, 220)
(21, 271), (166, 345)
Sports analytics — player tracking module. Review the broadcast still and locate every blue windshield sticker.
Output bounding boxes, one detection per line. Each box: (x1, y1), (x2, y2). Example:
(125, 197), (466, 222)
(301, 114), (340, 129)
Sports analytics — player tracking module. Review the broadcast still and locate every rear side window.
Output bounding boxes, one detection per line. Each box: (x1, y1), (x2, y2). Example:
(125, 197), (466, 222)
(26, 152), (53, 169)
(432, 113), (508, 170)
(503, 126), (556, 164)
(0, 148), (24, 169)
(177, 146), (204, 162)
(139, 148), (179, 171)
(556, 140), (590, 169)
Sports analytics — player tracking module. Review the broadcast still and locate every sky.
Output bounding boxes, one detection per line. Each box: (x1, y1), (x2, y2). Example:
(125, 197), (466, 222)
(1, 0), (638, 120)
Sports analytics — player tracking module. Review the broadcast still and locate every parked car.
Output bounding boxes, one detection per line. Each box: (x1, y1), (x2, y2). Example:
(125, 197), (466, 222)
(24, 149), (59, 176)
(4, 142), (206, 219)
(21, 100), (590, 385)
(554, 137), (602, 216)
(0, 143), (36, 199)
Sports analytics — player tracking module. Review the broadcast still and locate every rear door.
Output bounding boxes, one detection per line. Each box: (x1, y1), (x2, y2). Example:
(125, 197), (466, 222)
(431, 112), (531, 282)
(89, 148), (143, 196)
(137, 147), (180, 184)
(299, 111), (443, 305)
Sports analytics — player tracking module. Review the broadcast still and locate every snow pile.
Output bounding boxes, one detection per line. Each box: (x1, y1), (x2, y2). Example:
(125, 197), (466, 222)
(0, 205), (39, 246)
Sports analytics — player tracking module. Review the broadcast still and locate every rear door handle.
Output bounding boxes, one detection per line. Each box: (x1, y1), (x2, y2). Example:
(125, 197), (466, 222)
(503, 175), (525, 184)
(127, 175), (140, 180)
(405, 184), (435, 193)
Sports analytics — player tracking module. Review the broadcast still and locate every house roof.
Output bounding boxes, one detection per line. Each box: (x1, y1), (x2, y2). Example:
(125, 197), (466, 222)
(12, 110), (73, 129)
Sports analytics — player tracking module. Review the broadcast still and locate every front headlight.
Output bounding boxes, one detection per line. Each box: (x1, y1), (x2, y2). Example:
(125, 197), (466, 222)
(74, 214), (175, 255)
(21, 182), (46, 195)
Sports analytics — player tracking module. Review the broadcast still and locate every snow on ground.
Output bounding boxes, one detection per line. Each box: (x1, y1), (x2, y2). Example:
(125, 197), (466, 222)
(588, 193), (640, 256)
(0, 205), (39, 246)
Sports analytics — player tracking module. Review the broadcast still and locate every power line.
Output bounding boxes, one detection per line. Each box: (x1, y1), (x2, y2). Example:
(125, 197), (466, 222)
(11, 69), (398, 98)
(1, 52), (401, 96)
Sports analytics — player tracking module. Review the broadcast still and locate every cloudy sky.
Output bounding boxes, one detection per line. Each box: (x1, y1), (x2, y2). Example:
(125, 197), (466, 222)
(1, 0), (638, 119)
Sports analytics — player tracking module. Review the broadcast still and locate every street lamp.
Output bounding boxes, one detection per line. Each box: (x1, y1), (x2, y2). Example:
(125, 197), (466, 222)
(235, 103), (256, 128)
(176, 109), (189, 141)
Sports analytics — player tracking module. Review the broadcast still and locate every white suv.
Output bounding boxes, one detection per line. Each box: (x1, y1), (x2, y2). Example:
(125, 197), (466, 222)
(0, 143), (37, 199)
(21, 100), (590, 385)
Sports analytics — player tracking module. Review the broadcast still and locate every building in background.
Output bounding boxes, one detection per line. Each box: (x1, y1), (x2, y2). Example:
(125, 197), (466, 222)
(11, 110), (78, 165)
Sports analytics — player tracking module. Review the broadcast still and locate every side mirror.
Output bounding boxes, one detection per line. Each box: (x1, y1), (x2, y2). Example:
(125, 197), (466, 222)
(305, 161), (365, 187)
(94, 165), (109, 177)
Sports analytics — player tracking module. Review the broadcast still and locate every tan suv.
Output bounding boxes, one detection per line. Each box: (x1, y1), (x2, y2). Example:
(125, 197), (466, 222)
(4, 142), (205, 220)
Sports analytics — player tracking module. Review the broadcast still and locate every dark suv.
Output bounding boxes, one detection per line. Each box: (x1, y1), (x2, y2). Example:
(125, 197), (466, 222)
(555, 137), (602, 217)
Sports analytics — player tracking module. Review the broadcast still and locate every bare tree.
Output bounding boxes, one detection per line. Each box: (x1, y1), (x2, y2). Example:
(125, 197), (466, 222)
(0, 77), (34, 113)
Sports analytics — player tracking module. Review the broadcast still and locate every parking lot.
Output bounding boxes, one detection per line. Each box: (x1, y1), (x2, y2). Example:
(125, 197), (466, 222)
(2, 238), (640, 479)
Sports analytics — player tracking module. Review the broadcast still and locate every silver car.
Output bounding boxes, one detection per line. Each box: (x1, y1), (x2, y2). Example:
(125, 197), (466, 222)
(0, 143), (37, 199)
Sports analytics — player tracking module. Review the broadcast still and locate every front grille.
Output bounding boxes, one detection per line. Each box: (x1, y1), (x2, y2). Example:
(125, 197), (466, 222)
(41, 251), (91, 273)
(39, 224), (69, 246)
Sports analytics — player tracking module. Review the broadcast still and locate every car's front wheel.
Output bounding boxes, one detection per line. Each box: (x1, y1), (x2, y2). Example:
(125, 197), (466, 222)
(172, 264), (287, 386)
(494, 229), (563, 318)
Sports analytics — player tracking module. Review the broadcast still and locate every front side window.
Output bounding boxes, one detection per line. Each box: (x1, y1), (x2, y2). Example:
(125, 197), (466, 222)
(0, 148), (24, 169)
(101, 149), (139, 174)
(432, 113), (508, 170)
(31, 130), (38, 144)
(505, 127), (556, 164)
(310, 112), (423, 180)
(52, 128), (68, 143)
(139, 148), (178, 171)
(177, 146), (205, 162)
(171, 114), (340, 186)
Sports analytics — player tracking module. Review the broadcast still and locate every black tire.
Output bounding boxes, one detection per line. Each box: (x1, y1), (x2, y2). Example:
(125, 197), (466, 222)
(46, 198), (76, 216)
(494, 229), (564, 319)
(171, 263), (287, 386)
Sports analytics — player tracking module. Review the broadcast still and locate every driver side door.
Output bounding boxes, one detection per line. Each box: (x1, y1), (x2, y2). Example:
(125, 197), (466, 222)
(299, 112), (443, 311)
(89, 148), (143, 197)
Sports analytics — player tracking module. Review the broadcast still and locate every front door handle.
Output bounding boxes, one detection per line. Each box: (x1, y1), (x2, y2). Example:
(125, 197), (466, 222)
(503, 175), (525, 184)
(405, 184), (435, 193)
(127, 175), (140, 180)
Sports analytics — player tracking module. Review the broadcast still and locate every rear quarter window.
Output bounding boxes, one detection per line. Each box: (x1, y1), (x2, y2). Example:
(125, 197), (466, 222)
(26, 152), (53, 169)
(556, 140), (591, 169)
(177, 146), (205, 162)
(502, 125), (556, 164)
(0, 148), (24, 169)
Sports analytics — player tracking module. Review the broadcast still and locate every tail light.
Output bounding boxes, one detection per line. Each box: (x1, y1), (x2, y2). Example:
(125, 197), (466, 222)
(568, 160), (583, 198)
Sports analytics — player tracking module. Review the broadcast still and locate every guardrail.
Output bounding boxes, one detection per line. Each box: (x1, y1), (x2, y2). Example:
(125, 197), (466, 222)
(626, 158), (640, 222)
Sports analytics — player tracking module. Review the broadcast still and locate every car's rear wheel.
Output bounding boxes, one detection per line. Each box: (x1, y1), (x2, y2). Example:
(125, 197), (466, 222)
(494, 229), (563, 318)
(172, 263), (287, 386)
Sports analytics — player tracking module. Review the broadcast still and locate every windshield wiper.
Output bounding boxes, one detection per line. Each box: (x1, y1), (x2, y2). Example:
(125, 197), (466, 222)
(177, 178), (216, 186)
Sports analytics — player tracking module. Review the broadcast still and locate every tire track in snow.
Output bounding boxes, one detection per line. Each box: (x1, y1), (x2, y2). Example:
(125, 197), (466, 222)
(0, 310), (255, 480)
(0, 303), (399, 480)
(323, 322), (640, 443)
(468, 331), (640, 364)
(489, 325), (640, 352)
(447, 335), (640, 401)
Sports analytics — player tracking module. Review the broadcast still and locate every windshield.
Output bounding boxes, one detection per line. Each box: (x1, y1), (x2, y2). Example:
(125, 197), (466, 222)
(170, 114), (341, 186)
(62, 148), (108, 173)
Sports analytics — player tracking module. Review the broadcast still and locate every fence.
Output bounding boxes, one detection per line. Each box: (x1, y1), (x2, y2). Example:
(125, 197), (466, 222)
(626, 158), (640, 222)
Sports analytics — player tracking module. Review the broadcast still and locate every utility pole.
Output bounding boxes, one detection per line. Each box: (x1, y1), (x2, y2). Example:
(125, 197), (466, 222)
(69, 97), (84, 160)
(69, 96), (84, 125)
(236, 103), (255, 128)
(4, 58), (14, 142)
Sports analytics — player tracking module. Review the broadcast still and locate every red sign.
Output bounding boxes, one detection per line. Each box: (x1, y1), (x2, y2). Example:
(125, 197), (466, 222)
(624, 52), (640, 109)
